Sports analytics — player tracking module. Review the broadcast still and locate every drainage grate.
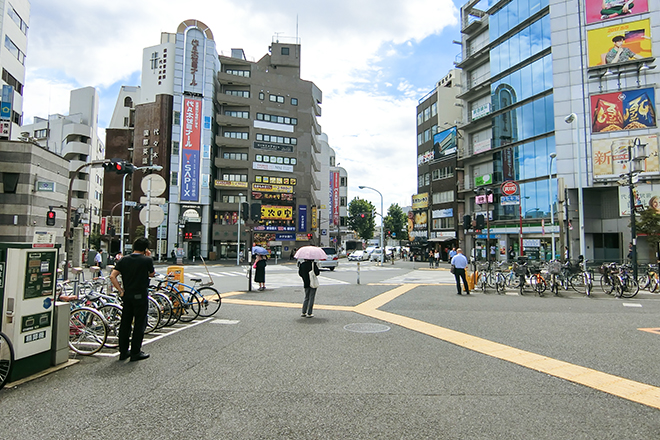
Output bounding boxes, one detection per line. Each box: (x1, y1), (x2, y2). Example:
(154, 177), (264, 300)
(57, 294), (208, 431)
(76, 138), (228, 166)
(344, 323), (391, 333)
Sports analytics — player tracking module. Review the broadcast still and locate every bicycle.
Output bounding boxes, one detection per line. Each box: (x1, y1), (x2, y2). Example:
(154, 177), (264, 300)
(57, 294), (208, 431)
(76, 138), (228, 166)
(0, 331), (14, 390)
(612, 264), (639, 298)
(154, 272), (222, 322)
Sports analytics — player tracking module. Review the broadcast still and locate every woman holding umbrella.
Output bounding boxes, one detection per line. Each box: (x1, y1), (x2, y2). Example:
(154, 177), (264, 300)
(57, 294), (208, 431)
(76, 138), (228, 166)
(294, 246), (326, 318)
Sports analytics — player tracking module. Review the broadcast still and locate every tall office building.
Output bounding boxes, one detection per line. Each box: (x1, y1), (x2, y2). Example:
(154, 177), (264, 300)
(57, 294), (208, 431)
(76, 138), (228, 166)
(0, 0), (29, 137)
(104, 20), (324, 260)
(316, 133), (348, 248)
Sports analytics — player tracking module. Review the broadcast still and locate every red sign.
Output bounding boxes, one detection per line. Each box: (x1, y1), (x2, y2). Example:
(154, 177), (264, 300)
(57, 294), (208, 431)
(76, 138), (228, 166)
(501, 181), (519, 196)
(332, 172), (340, 226)
(101, 217), (107, 235)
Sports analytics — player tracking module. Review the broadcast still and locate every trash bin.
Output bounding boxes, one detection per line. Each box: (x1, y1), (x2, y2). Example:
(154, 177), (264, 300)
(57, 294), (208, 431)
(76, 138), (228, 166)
(167, 266), (184, 283)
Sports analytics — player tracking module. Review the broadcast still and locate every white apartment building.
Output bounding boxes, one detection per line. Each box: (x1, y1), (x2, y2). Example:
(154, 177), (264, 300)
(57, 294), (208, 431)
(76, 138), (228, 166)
(0, 0), (29, 137)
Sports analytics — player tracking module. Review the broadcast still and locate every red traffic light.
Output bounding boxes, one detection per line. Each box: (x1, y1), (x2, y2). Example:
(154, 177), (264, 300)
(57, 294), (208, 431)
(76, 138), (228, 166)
(46, 210), (56, 226)
(307, 233), (313, 240)
(184, 232), (193, 240)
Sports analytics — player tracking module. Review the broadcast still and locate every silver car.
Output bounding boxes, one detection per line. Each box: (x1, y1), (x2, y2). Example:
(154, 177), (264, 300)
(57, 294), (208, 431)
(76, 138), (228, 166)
(317, 247), (339, 270)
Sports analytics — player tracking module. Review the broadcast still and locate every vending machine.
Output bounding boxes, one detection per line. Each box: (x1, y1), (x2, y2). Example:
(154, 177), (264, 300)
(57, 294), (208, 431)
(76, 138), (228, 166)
(0, 243), (59, 382)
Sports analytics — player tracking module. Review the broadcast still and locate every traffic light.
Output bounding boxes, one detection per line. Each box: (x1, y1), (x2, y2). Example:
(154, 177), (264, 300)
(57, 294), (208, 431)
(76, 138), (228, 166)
(475, 214), (485, 230)
(103, 158), (135, 175)
(184, 232), (193, 240)
(241, 202), (249, 221)
(250, 203), (261, 221)
(463, 214), (471, 230)
(46, 210), (56, 226)
(307, 233), (313, 240)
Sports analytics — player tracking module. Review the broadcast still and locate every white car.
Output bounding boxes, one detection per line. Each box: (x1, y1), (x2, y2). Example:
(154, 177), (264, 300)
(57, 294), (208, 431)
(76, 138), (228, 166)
(348, 250), (368, 261)
(369, 248), (389, 262)
(317, 247), (339, 270)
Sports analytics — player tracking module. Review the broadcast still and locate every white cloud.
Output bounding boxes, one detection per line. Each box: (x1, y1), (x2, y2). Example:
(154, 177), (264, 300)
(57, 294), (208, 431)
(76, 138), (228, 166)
(25, 0), (459, 210)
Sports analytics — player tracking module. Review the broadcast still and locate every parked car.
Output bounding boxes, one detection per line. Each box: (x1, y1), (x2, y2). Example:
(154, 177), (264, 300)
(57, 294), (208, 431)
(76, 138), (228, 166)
(369, 248), (389, 262)
(318, 247), (339, 270)
(364, 246), (377, 257)
(348, 250), (368, 261)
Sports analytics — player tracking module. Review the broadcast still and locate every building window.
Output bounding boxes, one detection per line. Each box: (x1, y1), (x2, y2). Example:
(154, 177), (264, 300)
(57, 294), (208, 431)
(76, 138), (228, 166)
(222, 173), (248, 182)
(226, 69), (250, 77)
(340, 177), (347, 187)
(431, 102), (437, 117)
(254, 154), (296, 165)
(340, 197), (347, 207)
(123, 117), (129, 127)
(424, 107), (430, 122)
(225, 110), (249, 119)
(171, 172), (178, 186)
(425, 173), (430, 186)
(259, 92), (265, 100)
(269, 94), (285, 103)
(226, 90), (250, 98)
(1, 69), (23, 95)
(418, 175), (424, 188)
(432, 217), (455, 229)
(224, 131), (249, 140)
(417, 133), (423, 147)
(281, 47), (289, 55)
(4, 35), (25, 64)
(124, 97), (133, 107)
(432, 166), (454, 180)
(291, 98), (298, 106)
(417, 112), (423, 126)
(34, 129), (47, 139)
(222, 152), (248, 161)
(2, 172), (18, 193)
(221, 195), (244, 204)
(432, 190), (454, 204)
(172, 141), (179, 155)
(424, 129), (431, 143)
(174, 111), (181, 125)
(255, 133), (297, 145)
(256, 113), (297, 126)
(8, 7), (27, 34)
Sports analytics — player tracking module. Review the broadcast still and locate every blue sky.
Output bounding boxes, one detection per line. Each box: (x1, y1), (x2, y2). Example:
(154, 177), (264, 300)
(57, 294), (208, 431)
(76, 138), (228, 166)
(24, 0), (463, 212)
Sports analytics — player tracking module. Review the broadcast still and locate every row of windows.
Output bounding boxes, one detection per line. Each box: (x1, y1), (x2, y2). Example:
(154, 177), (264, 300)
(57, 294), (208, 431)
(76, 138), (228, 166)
(417, 124), (439, 146)
(34, 129), (47, 138)
(492, 136), (556, 183)
(226, 69), (250, 77)
(222, 174), (248, 182)
(222, 152), (248, 161)
(489, 0), (549, 42)
(226, 90), (250, 98)
(489, 179), (556, 221)
(433, 191), (454, 204)
(432, 166), (454, 180)
(225, 110), (249, 119)
(255, 133), (297, 145)
(2, 68), (22, 95)
(490, 14), (551, 76)
(260, 92), (298, 106)
(224, 131), (249, 140)
(417, 102), (438, 126)
(492, 94), (554, 149)
(433, 217), (455, 230)
(255, 155), (297, 165)
(257, 113), (297, 125)
(4, 35), (24, 64)
(8, 6), (28, 35)
(255, 176), (297, 185)
(491, 53), (553, 112)
(221, 195), (243, 204)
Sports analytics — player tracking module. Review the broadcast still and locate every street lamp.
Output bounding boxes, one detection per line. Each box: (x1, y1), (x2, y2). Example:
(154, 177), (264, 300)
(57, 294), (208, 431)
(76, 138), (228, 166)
(119, 165), (163, 254)
(359, 185), (384, 265)
(548, 152), (557, 260)
(564, 113), (586, 260)
(237, 193), (244, 266)
(474, 187), (493, 267)
(624, 138), (647, 281)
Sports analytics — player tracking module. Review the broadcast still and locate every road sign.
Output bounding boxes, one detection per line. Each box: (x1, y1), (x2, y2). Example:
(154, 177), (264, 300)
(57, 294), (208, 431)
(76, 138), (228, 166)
(139, 205), (165, 228)
(141, 174), (166, 197)
(124, 201), (137, 207)
(501, 195), (520, 206)
(139, 196), (166, 205)
(501, 181), (519, 196)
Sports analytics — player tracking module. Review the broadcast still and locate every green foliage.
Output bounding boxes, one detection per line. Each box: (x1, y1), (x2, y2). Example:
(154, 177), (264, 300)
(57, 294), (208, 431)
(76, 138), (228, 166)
(347, 197), (376, 240)
(636, 208), (660, 257)
(88, 231), (101, 250)
(384, 203), (408, 241)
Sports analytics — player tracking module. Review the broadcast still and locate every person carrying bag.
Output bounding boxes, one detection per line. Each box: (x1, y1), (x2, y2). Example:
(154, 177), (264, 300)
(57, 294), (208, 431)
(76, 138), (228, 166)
(298, 259), (320, 317)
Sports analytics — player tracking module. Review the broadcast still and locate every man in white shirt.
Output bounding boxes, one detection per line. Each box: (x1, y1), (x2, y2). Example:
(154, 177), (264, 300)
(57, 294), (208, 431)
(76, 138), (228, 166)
(94, 249), (104, 276)
(450, 248), (470, 295)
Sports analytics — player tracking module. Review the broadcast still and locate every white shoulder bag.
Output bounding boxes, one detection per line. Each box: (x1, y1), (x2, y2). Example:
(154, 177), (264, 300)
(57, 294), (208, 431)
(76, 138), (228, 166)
(309, 266), (320, 288)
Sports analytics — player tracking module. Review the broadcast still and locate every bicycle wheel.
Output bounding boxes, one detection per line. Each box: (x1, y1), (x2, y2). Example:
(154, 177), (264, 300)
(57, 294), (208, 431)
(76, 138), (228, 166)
(599, 274), (615, 294)
(570, 273), (586, 294)
(508, 273), (521, 288)
(97, 304), (122, 349)
(196, 287), (222, 317)
(150, 292), (173, 329)
(176, 290), (201, 323)
(532, 275), (547, 295)
(145, 296), (162, 334)
(495, 275), (506, 294)
(69, 307), (107, 355)
(638, 274), (650, 290)
(0, 331), (14, 390)
(619, 277), (639, 298)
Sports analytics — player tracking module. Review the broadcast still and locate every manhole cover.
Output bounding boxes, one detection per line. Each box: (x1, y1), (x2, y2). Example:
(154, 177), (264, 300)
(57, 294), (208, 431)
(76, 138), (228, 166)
(344, 323), (391, 333)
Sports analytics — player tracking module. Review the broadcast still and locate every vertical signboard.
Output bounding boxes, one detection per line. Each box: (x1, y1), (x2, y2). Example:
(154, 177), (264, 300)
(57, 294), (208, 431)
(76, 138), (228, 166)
(328, 173), (334, 225)
(332, 172), (340, 226)
(183, 28), (205, 96)
(1, 85), (13, 120)
(298, 205), (307, 232)
(180, 97), (201, 202)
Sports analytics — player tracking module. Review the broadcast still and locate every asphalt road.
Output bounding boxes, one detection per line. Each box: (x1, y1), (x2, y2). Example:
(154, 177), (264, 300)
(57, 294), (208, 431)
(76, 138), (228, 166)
(2, 259), (660, 439)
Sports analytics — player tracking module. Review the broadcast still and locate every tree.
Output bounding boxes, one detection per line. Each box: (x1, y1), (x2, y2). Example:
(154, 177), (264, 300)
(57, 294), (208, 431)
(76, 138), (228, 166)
(384, 203), (409, 241)
(636, 207), (660, 261)
(347, 197), (376, 240)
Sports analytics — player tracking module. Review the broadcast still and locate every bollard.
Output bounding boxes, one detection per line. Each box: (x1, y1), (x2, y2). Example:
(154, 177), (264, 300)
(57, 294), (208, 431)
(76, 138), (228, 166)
(357, 261), (360, 285)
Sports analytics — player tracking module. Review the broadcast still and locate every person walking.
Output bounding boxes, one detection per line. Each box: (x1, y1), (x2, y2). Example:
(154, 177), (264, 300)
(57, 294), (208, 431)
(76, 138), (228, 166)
(109, 237), (155, 362)
(448, 247), (457, 262)
(451, 248), (470, 295)
(254, 254), (267, 291)
(508, 246), (515, 262)
(94, 249), (104, 276)
(298, 259), (320, 318)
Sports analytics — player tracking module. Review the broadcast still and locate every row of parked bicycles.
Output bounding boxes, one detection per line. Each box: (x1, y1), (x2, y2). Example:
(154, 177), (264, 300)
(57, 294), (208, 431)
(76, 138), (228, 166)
(474, 259), (659, 299)
(59, 265), (222, 356)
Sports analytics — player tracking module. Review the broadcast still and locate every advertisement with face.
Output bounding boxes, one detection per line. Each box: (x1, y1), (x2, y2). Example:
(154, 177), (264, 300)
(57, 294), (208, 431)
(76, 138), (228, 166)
(593, 134), (659, 178)
(586, 19), (651, 67)
(585, 0), (648, 25)
(590, 87), (656, 134)
(618, 184), (660, 216)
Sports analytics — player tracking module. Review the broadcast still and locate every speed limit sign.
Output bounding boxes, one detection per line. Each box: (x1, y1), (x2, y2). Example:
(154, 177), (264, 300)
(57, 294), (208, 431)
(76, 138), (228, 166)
(501, 181), (518, 196)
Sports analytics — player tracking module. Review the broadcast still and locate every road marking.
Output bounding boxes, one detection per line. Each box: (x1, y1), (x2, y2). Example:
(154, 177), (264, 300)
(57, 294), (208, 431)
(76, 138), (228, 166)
(639, 328), (660, 335)
(622, 303), (643, 308)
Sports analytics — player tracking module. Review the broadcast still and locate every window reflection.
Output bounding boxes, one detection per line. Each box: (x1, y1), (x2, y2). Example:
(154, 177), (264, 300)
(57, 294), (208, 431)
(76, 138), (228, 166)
(490, 14), (550, 76)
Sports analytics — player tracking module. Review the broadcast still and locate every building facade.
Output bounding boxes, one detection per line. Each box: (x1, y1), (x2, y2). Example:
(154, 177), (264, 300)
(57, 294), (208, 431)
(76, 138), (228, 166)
(316, 133), (348, 249)
(0, 0), (29, 137)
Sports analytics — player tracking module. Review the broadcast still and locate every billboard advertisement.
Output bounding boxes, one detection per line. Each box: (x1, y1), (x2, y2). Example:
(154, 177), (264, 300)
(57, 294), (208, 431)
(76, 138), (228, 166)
(585, 0), (648, 25)
(590, 87), (656, 134)
(261, 205), (293, 221)
(332, 172), (340, 226)
(618, 184), (660, 216)
(586, 19), (651, 67)
(412, 193), (429, 210)
(433, 126), (457, 158)
(593, 134), (659, 178)
(184, 28), (206, 95)
(298, 205), (307, 232)
(180, 97), (201, 202)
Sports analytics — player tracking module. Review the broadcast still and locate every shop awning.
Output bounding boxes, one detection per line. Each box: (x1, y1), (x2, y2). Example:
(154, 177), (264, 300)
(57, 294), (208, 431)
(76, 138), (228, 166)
(428, 237), (455, 242)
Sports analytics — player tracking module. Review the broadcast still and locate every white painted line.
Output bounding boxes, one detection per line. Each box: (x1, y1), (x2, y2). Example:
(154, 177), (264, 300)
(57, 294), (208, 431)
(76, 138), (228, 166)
(623, 303), (643, 308)
(210, 319), (240, 325)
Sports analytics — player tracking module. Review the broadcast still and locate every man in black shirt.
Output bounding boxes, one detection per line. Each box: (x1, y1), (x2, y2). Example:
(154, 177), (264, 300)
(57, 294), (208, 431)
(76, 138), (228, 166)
(110, 237), (155, 361)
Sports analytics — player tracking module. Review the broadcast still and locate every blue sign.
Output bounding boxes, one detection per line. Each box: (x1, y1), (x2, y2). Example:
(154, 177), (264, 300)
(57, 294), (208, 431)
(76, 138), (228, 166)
(276, 234), (295, 240)
(501, 195), (520, 206)
(1, 85), (13, 120)
(298, 205), (307, 232)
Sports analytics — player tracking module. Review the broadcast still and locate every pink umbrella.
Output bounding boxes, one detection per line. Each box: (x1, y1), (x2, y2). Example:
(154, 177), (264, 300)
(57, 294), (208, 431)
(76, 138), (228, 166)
(294, 246), (327, 260)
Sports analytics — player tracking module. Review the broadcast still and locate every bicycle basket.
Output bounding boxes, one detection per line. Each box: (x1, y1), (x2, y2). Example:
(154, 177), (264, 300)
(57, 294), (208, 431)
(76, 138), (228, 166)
(513, 263), (526, 276)
(548, 261), (562, 275)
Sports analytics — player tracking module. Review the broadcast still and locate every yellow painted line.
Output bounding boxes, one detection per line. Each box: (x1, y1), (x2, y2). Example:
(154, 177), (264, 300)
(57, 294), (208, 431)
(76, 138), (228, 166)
(355, 284), (418, 311)
(356, 304), (660, 410)
(223, 298), (353, 312)
(639, 327), (660, 335)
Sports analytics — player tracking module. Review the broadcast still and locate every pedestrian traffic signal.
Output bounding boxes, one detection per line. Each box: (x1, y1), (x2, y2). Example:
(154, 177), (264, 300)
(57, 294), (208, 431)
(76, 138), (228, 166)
(475, 214), (485, 230)
(250, 203), (262, 221)
(463, 214), (471, 230)
(103, 158), (135, 175)
(184, 232), (193, 240)
(46, 210), (56, 226)
(307, 233), (313, 240)
(241, 202), (249, 221)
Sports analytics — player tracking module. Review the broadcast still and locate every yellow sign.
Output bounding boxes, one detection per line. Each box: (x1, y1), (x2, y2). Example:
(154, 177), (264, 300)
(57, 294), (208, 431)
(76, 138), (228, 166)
(587, 19), (652, 67)
(261, 205), (293, 220)
(252, 183), (294, 193)
(311, 206), (318, 229)
(412, 193), (429, 210)
(215, 180), (248, 188)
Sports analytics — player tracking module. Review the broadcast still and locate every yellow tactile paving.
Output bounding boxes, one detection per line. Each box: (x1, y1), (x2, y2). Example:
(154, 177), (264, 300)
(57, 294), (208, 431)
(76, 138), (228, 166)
(220, 284), (660, 410)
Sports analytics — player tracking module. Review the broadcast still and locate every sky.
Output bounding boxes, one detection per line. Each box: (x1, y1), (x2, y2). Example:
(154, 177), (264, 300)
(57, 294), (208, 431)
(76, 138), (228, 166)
(23, 0), (463, 214)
